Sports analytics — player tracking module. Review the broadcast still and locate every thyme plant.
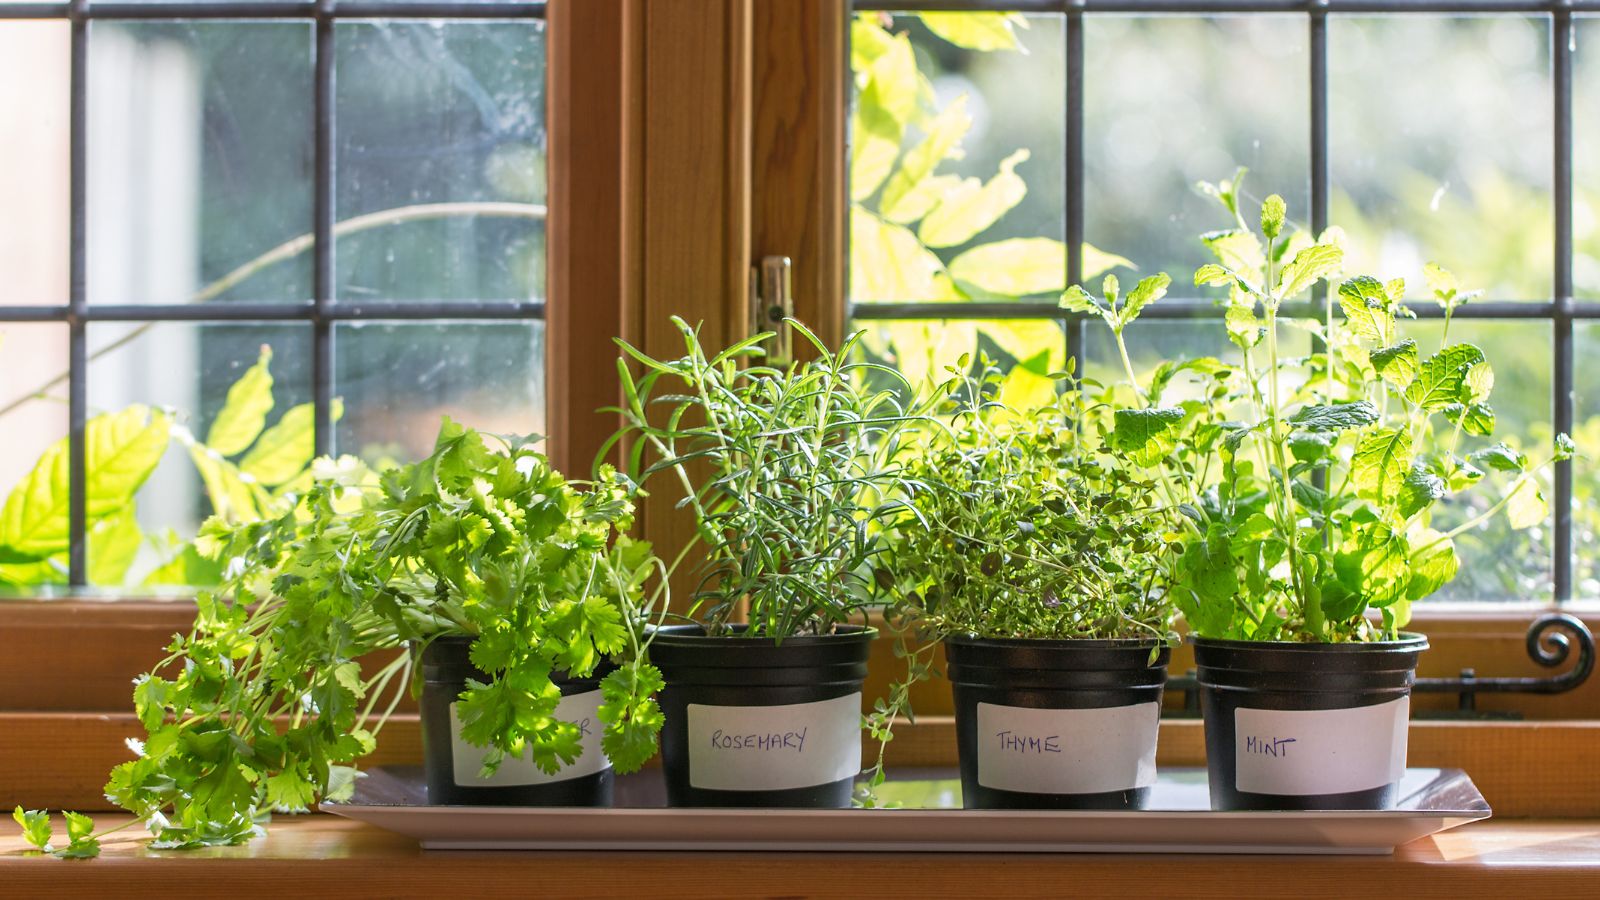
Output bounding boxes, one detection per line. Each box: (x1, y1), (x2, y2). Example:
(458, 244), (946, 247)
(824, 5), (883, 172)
(607, 318), (923, 638)
(1075, 174), (1573, 643)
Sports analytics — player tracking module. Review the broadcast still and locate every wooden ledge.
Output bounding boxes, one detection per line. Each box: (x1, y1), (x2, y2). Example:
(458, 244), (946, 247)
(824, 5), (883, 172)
(2, 816), (1598, 897)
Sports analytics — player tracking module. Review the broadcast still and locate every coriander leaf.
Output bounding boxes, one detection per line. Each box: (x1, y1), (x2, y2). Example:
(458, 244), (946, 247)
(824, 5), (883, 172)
(1288, 401), (1379, 432)
(12, 806), (53, 852)
(598, 664), (666, 774)
(1369, 340), (1418, 389)
(1352, 428), (1414, 506)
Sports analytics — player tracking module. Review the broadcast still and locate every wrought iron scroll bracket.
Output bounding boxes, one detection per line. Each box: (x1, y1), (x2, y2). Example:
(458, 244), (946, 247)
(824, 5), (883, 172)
(1413, 613), (1595, 714)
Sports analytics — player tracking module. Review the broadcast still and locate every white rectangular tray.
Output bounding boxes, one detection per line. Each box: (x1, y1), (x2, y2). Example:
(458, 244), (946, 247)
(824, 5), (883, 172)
(322, 767), (1489, 855)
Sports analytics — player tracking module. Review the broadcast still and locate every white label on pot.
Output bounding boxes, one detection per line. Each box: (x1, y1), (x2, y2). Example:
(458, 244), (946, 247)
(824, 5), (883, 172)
(687, 693), (862, 792)
(1234, 697), (1408, 796)
(974, 701), (1160, 795)
(448, 690), (610, 788)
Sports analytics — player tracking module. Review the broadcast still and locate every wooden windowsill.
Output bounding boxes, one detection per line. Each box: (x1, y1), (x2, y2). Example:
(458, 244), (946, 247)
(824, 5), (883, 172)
(2, 816), (1597, 896)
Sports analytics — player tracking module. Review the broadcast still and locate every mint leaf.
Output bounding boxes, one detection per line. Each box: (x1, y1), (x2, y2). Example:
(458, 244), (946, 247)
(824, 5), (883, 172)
(1338, 276), (1395, 345)
(1370, 340), (1419, 388)
(1289, 401), (1378, 432)
(1407, 531), (1459, 601)
(1352, 428), (1414, 505)
(1110, 407), (1186, 467)
(1119, 273), (1171, 328)
(1445, 402), (1495, 437)
(1396, 465), (1447, 519)
(1176, 525), (1238, 637)
(1506, 480), (1549, 529)
(1260, 194), (1286, 240)
(1469, 443), (1526, 473)
(1276, 241), (1342, 300)
(1058, 284), (1102, 315)
(1405, 343), (1486, 411)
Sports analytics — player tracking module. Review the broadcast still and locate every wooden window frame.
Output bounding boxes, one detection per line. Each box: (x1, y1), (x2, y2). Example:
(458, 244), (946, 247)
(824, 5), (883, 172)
(2, 0), (1597, 816)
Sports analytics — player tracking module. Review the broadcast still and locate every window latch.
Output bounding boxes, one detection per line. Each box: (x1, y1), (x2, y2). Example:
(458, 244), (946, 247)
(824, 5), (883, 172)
(749, 256), (794, 364)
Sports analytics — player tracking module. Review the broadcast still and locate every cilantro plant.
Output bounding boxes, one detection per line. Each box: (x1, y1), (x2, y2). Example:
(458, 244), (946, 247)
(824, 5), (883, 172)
(608, 318), (923, 638)
(1072, 174), (1573, 643)
(25, 419), (667, 856)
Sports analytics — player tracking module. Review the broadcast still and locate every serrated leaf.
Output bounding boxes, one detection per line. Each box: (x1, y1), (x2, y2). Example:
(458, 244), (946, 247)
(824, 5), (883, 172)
(1397, 465), (1447, 518)
(1289, 401), (1379, 432)
(1058, 284), (1102, 315)
(0, 405), (170, 556)
(1338, 276), (1395, 345)
(1334, 521), (1409, 609)
(206, 346), (274, 456)
(12, 806), (53, 851)
(1176, 525), (1238, 637)
(1119, 273), (1171, 328)
(1201, 229), (1265, 288)
(1407, 530), (1458, 601)
(919, 149), (1028, 248)
(1446, 402), (1496, 437)
(1225, 303), (1265, 349)
(1260, 194), (1286, 240)
(917, 11), (1026, 51)
(1110, 407), (1186, 467)
(1352, 428), (1413, 505)
(948, 237), (1066, 297)
(1276, 242), (1343, 300)
(1404, 344), (1487, 411)
(1370, 340), (1419, 389)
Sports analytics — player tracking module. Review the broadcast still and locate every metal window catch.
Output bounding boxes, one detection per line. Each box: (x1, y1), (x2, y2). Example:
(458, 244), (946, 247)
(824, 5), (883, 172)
(749, 256), (794, 364)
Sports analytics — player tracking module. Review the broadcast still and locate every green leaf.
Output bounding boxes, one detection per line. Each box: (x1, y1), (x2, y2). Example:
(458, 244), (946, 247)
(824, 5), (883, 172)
(205, 346), (275, 457)
(948, 237), (1065, 297)
(1334, 521), (1409, 610)
(12, 806), (53, 851)
(186, 441), (267, 524)
(1407, 530), (1458, 601)
(1423, 262), (1457, 300)
(1110, 407), (1186, 467)
(239, 399), (343, 488)
(1276, 241), (1343, 300)
(850, 207), (945, 302)
(1058, 284), (1102, 315)
(1506, 479), (1549, 529)
(850, 34), (920, 202)
(850, 15), (896, 72)
(1396, 465), (1447, 519)
(880, 173), (963, 225)
(266, 769), (319, 813)
(1200, 229), (1265, 288)
(1119, 273), (1171, 328)
(1404, 344), (1487, 411)
(0, 405), (170, 557)
(1176, 525), (1239, 637)
(1446, 402), (1496, 437)
(598, 664), (665, 774)
(1224, 303), (1265, 349)
(877, 95), (971, 213)
(1338, 276), (1395, 345)
(1369, 340), (1419, 388)
(1464, 361), (1494, 405)
(88, 508), (143, 586)
(1469, 443), (1527, 473)
(1352, 428), (1414, 505)
(917, 12), (1026, 51)
(1288, 401), (1378, 432)
(1260, 194), (1286, 240)
(919, 149), (1029, 248)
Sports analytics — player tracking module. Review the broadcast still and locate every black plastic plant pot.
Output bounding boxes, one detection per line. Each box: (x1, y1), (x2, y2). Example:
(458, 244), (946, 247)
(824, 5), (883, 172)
(945, 635), (1171, 810)
(1193, 634), (1429, 811)
(418, 636), (615, 807)
(650, 624), (875, 808)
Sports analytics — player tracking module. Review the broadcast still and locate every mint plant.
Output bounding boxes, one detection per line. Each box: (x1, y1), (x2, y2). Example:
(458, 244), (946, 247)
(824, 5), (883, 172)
(1075, 175), (1572, 643)
(607, 317), (924, 638)
(27, 419), (667, 856)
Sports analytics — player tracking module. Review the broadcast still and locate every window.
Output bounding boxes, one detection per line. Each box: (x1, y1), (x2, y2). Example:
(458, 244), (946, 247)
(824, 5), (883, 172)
(0, 1), (548, 592)
(847, 0), (1598, 606)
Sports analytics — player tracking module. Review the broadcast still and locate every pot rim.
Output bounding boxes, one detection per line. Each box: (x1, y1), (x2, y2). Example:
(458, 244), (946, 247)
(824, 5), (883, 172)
(648, 623), (877, 645)
(946, 633), (1169, 651)
(1191, 632), (1429, 652)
